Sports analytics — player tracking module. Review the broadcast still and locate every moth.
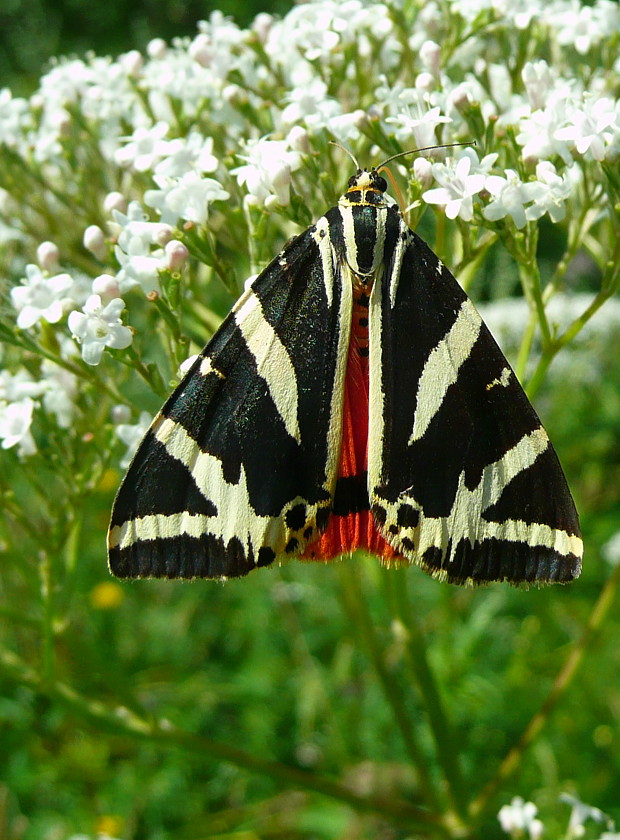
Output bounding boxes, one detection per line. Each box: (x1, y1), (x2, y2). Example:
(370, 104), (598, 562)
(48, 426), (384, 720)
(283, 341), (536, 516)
(108, 152), (583, 585)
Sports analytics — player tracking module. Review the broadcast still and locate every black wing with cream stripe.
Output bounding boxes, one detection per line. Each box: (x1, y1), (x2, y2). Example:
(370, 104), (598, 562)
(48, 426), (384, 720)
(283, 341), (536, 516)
(109, 218), (353, 578)
(368, 218), (582, 584)
(109, 166), (582, 584)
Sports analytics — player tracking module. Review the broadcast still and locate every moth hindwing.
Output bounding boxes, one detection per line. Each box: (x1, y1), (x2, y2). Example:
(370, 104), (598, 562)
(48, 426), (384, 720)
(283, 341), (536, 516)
(108, 168), (583, 585)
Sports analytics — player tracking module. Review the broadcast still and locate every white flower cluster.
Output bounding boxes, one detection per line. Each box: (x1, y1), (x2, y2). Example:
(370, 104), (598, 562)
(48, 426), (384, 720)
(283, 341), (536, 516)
(0, 0), (618, 456)
(498, 794), (619, 840)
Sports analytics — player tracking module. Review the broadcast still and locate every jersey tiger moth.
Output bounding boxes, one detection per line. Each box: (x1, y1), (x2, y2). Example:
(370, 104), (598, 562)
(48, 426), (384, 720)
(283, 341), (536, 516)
(108, 157), (583, 585)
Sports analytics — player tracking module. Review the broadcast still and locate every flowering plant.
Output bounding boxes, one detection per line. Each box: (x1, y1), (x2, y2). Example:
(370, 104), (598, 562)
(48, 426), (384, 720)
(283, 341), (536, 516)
(1, 0), (619, 836)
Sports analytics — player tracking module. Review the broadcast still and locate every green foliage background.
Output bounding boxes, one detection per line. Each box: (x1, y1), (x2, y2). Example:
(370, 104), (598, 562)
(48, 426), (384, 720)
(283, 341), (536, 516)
(1, 2), (620, 840)
(0, 0), (291, 93)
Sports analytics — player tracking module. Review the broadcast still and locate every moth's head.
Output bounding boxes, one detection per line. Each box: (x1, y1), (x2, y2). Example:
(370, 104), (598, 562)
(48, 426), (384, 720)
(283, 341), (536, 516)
(341, 169), (389, 208)
(347, 169), (388, 194)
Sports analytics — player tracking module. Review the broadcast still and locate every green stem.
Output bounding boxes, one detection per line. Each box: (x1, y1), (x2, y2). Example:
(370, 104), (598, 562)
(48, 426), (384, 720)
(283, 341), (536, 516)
(0, 324), (127, 404)
(337, 563), (443, 813)
(519, 256), (551, 350)
(384, 569), (468, 820)
(469, 563), (620, 821)
(0, 645), (446, 833)
(514, 313), (537, 383)
(526, 287), (614, 399)
(39, 550), (56, 685)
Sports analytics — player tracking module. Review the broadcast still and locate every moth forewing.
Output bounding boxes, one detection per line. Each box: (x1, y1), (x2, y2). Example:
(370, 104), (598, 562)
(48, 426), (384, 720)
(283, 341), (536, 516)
(109, 166), (582, 584)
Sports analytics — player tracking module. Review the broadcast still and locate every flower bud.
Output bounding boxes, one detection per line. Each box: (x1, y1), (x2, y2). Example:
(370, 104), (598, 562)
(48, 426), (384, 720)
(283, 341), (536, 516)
(37, 241), (60, 272)
(83, 225), (108, 260)
(164, 240), (189, 272)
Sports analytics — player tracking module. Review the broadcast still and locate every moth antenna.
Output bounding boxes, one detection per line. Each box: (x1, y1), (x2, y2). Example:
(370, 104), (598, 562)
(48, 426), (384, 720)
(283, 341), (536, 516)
(328, 140), (360, 170)
(378, 140), (476, 169)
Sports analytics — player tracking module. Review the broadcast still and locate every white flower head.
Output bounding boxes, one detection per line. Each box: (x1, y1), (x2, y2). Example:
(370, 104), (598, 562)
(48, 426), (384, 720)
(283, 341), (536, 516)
(164, 239), (189, 272)
(11, 265), (74, 329)
(521, 60), (554, 111)
(83, 225), (108, 261)
(281, 77), (342, 130)
(517, 98), (575, 165)
(550, 1), (620, 55)
(525, 161), (575, 224)
(115, 409), (152, 468)
(153, 132), (218, 179)
(114, 121), (172, 172)
(40, 360), (78, 428)
(0, 397), (37, 456)
(91, 273), (121, 302)
(423, 152), (486, 221)
(560, 793), (612, 836)
(232, 138), (302, 207)
(385, 97), (452, 149)
(601, 531), (620, 568)
(419, 40), (441, 76)
(326, 109), (366, 143)
(413, 156), (433, 188)
(498, 796), (543, 839)
(0, 369), (46, 403)
(178, 354), (200, 375)
(68, 294), (133, 366)
(483, 169), (541, 229)
(36, 240), (60, 272)
(113, 201), (177, 293)
(555, 96), (619, 161)
(145, 171), (229, 226)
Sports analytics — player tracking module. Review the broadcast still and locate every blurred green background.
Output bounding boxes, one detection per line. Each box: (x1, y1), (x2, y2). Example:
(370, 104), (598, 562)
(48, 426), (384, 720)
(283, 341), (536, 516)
(0, 0), (292, 94)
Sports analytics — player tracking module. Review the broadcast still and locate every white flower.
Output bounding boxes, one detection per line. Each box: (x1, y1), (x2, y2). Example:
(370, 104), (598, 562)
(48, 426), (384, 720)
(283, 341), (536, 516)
(287, 125), (311, 154)
(266, 0), (379, 68)
(483, 170), (541, 229)
(385, 97), (451, 149)
(36, 240), (60, 272)
(601, 531), (620, 568)
(103, 191), (127, 214)
(423, 154), (486, 221)
(0, 397), (36, 456)
(413, 156), (433, 188)
(325, 109), (366, 143)
(555, 96), (619, 161)
(560, 793), (612, 836)
(40, 360), (78, 428)
(521, 60), (554, 111)
(164, 240), (189, 272)
(147, 37), (167, 59)
(232, 138), (302, 207)
(525, 161), (575, 223)
(517, 97), (576, 164)
(115, 410), (152, 468)
(0, 370), (46, 403)
(0, 88), (31, 147)
(498, 796), (543, 839)
(114, 121), (171, 172)
(549, 0), (620, 55)
(499, 0), (546, 30)
(153, 132), (218, 179)
(419, 40), (441, 75)
(83, 225), (108, 261)
(281, 78), (342, 130)
(179, 354), (200, 375)
(91, 273), (120, 301)
(113, 202), (176, 293)
(11, 265), (74, 329)
(145, 171), (229, 225)
(68, 295), (133, 366)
